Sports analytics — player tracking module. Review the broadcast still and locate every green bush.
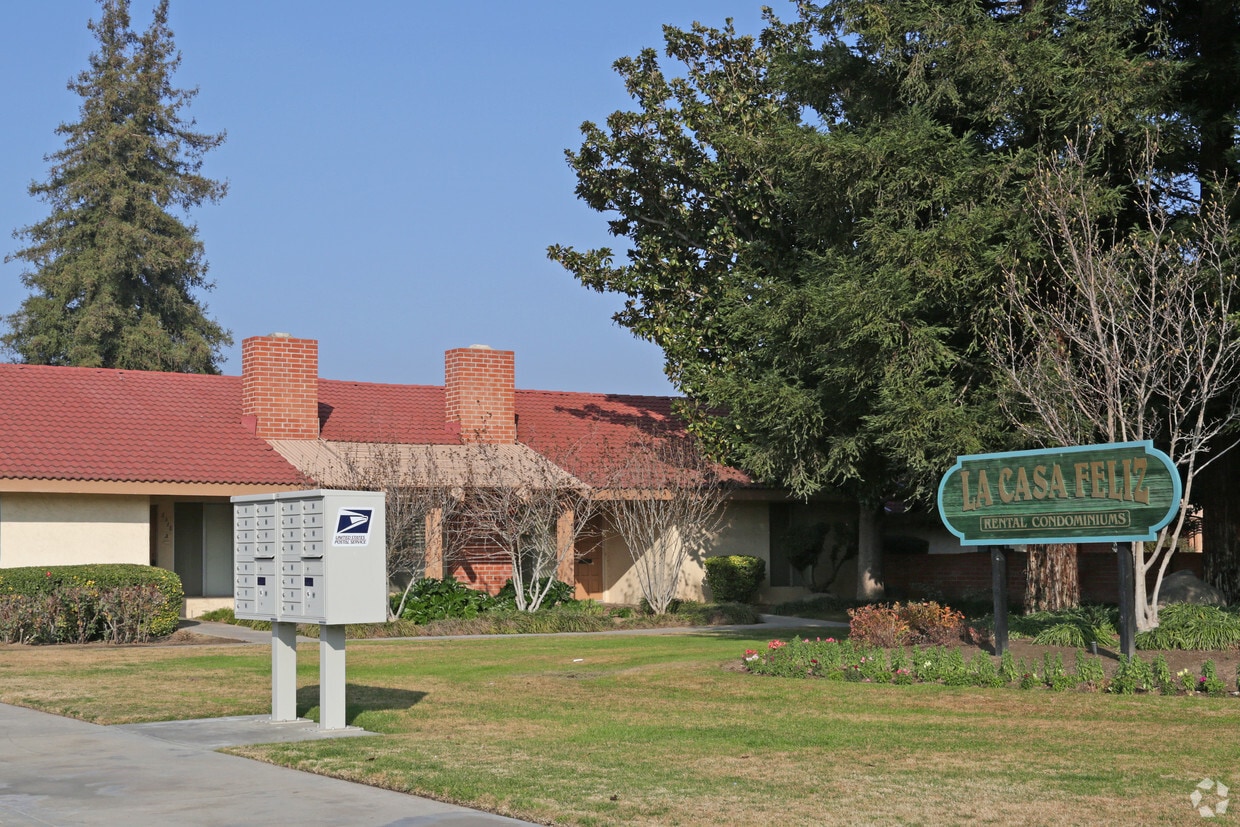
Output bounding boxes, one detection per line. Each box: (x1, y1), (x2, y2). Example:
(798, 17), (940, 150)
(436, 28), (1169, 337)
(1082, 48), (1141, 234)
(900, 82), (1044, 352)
(968, 652), (1005, 688)
(198, 607), (273, 631)
(1042, 652), (1074, 691)
(393, 578), (499, 623)
(1200, 660), (1228, 697)
(0, 564), (183, 643)
(1109, 654), (1153, 694)
(678, 601), (760, 625)
(1075, 650), (1107, 690)
(1136, 603), (1240, 651)
(1150, 654), (1175, 695)
(497, 577), (575, 609)
(703, 555), (765, 603)
(1007, 605), (1118, 648)
(639, 596), (683, 615)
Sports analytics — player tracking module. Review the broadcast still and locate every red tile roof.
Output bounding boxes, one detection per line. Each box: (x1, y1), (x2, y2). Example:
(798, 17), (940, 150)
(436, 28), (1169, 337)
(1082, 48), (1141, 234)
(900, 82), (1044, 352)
(515, 390), (752, 488)
(0, 364), (753, 490)
(0, 364), (307, 485)
(317, 380), (457, 444)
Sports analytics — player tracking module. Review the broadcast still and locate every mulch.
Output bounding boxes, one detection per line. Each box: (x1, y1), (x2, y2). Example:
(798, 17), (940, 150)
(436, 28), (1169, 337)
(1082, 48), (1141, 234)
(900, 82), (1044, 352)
(978, 636), (1240, 680)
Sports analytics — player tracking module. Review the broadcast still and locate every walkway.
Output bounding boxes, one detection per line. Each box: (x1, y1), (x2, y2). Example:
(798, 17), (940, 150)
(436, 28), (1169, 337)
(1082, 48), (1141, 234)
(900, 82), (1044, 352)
(0, 702), (532, 826)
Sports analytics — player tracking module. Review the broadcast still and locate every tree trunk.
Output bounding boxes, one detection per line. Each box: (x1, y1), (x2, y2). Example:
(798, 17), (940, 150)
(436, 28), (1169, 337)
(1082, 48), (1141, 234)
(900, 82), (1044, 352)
(1199, 448), (1240, 604)
(1023, 543), (1079, 612)
(855, 504), (884, 601)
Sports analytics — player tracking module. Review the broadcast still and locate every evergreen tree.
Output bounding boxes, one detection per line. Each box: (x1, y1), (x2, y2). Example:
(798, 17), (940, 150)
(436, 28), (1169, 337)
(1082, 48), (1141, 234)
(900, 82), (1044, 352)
(4, 0), (230, 373)
(551, 2), (1168, 503)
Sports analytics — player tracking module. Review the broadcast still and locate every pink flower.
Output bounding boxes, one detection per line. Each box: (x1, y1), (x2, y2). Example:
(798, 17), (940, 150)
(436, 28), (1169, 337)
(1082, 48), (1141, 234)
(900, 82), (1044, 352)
(768, 640), (787, 650)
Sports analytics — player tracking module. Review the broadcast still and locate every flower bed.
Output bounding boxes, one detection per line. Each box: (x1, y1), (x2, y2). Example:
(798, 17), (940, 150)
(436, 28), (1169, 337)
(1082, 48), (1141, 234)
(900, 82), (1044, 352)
(742, 636), (1239, 696)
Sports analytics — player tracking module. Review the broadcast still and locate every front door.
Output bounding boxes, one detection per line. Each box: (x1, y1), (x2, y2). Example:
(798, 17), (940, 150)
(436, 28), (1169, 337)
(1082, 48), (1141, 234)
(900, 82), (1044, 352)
(574, 550), (603, 600)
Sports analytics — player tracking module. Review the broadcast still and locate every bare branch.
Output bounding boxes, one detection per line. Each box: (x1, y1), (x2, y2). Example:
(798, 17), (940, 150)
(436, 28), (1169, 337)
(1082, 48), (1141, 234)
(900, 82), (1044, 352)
(989, 135), (1240, 630)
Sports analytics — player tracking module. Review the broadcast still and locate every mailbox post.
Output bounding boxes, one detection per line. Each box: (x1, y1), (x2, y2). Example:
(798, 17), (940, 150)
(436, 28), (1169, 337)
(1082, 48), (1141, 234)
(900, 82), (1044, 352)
(233, 489), (386, 730)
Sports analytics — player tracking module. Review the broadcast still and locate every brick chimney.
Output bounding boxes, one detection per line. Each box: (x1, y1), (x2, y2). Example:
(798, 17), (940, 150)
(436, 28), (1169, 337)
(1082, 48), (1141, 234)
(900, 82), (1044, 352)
(445, 345), (515, 444)
(241, 333), (319, 439)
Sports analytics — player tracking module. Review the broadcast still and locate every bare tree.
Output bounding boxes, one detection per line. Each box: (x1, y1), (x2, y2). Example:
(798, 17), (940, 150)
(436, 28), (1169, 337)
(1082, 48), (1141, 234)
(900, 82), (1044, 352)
(462, 443), (598, 612)
(601, 432), (730, 614)
(310, 442), (471, 620)
(992, 138), (1240, 630)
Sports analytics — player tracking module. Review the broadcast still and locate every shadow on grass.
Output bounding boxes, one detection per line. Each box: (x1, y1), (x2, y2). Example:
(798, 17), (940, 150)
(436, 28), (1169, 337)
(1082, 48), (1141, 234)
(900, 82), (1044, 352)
(296, 683), (426, 725)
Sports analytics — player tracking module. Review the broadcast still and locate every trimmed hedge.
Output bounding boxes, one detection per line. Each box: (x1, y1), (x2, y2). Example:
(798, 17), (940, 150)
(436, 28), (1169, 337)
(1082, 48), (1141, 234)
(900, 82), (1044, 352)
(704, 555), (766, 604)
(0, 564), (184, 642)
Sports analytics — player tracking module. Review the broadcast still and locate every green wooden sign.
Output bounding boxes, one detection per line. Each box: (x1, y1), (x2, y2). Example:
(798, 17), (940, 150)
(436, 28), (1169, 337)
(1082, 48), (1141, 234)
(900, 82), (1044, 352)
(937, 441), (1181, 546)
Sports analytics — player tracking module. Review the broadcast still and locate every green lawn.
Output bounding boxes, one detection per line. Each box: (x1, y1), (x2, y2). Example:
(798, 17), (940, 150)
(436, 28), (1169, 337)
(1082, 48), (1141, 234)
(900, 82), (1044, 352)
(2, 630), (1237, 825)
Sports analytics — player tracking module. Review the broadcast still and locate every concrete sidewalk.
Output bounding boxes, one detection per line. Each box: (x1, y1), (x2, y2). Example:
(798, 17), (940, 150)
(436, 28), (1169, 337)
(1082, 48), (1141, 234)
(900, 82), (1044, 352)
(0, 702), (533, 826)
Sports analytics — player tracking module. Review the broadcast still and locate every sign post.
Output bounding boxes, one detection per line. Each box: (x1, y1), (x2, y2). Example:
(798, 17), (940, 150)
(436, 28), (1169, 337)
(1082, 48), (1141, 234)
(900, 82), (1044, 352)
(938, 441), (1180, 656)
(989, 546), (1009, 655)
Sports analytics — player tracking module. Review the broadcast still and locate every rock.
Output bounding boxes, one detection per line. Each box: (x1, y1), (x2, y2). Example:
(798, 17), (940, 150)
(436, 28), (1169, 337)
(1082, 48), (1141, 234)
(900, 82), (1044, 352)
(1156, 569), (1227, 607)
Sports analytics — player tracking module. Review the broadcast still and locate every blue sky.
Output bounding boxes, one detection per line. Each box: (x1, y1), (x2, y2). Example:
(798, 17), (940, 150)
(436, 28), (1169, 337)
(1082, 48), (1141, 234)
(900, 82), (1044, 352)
(0, 1), (779, 395)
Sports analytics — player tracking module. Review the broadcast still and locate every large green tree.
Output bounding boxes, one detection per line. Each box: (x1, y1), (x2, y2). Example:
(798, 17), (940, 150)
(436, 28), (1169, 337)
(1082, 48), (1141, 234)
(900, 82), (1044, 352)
(551, 1), (1168, 504)
(4, 0), (230, 373)
(553, 1), (1240, 604)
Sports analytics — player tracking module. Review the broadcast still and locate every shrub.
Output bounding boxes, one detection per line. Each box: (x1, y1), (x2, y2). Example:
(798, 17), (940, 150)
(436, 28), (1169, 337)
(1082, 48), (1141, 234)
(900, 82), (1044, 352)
(848, 601), (964, 647)
(1042, 652), (1074, 691)
(999, 650), (1018, 684)
(1136, 603), (1240, 651)
(969, 652), (1005, 688)
(1109, 654), (1152, 694)
(0, 564), (182, 642)
(1018, 663), (1041, 690)
(394, 578), (499, 623)
(940, 648), (970, 686)
(1199, 661), (1228, 697)
(497, 577), (576, 609)
(1074, 650), (1106, 691)
(1010, 605), (1117, 648)
(848, 604), (908, 647)
(1150, 654), (1175, 695)
(197, 607), (272, 632)
(703, 555), (765, 603)
(901, 601), (965, 645)
(639, 596), (683, 615)
(677, 601), (760, 625)
(912, 646), (948, 682)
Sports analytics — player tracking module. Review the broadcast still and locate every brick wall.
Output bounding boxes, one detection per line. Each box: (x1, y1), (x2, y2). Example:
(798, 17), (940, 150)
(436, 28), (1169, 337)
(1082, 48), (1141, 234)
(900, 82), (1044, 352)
(449, 544), (514, 595)
(445, 345), (515, 444)
(886, 548), (1206, 607)
(885, 551), (1026, 604)
(241, 334), (319, 439)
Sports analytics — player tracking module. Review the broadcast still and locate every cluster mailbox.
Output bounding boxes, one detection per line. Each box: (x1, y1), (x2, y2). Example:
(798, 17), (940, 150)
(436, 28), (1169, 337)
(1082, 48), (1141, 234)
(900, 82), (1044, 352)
(232, 489), (386, 626)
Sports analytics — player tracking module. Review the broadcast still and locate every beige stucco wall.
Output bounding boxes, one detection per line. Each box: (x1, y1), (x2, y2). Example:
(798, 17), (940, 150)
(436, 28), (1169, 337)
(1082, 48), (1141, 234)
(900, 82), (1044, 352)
(601, 500), (772, 604)
(0, 493), (150, 568)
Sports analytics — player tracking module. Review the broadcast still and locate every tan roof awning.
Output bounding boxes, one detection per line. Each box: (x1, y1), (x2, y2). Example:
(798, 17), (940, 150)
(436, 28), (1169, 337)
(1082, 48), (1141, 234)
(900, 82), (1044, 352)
(267, 440), (585, 490)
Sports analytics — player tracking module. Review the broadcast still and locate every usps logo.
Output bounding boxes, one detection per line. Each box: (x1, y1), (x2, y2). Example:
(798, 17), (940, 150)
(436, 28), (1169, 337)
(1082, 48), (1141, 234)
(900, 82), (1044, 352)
(333, 508), (373, 546)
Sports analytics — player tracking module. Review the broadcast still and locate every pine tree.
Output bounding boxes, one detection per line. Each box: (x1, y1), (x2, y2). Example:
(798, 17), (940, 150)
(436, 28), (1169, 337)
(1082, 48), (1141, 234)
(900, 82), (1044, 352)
(3, 0), (230, 373)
